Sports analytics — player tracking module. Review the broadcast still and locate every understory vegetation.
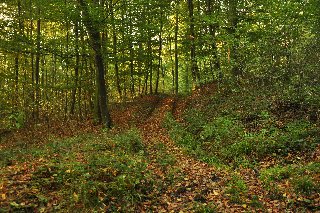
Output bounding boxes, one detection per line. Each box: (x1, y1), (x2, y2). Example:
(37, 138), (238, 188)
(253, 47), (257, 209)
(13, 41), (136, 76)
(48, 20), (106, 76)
(1, 0), (319, 211)
(163, 85), (320, 210)
(1, 84), (319, 212)
(1, 130), (162, 211)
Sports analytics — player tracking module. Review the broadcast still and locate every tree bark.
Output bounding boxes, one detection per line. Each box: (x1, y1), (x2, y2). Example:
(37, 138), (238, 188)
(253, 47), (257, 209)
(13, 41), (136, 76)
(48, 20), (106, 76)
(188, 0), (201, 86)
(70, 21), (80, 115)
(207, 0), (220, 78)
(34, 6), (41, 121)
(174, 0), (179, 94)
(110, 3), (122, 98)
(227, 0), (241, 78)
(78, 0), (112, 128)
(155, 11), (163, 94)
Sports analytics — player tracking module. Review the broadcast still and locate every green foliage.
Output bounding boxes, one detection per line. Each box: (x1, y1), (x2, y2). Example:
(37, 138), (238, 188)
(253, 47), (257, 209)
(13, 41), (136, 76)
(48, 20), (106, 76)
(292, 176), (318, 196)
(260, 165), (292, 187)
(1, 131), (158, 211)
(200, 116), (243, 144)
(163, 113), (198, 150)
(8, 111), (26, 129)
(266, 184), (284, 201)
(113, 128), (145, 154)
(225, 175), (248, 204)
(163, 113), (221, 165)
(193, 203), (218, 213)
(260, 163), (320, 199)
(164, 96), (320, 168)
(249, 195), (263, 209)
(221, 119), (319, 163)
(184, 109), (207, 135)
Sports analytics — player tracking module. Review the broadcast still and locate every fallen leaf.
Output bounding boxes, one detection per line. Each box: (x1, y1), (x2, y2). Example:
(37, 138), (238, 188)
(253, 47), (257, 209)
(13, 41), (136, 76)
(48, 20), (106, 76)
(73, 192), (79, 202)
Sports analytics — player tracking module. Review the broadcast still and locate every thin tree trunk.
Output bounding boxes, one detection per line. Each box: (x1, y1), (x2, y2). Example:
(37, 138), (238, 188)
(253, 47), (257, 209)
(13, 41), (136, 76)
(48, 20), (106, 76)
(34, 7), (41, 121)
(227, 0), (241, 78)
(64, 3), (70, 119)
(110, 4), (122, 98)
(174, 0), (179, 94)
(207, 0), (220, 79)
(70, 21), (79, 115)
(147, 24), (153, 94)
(129, 15), (135, 96)
(138, 42), (143, 94)
(188, 0), (200, 86)
(155, 11), (163, 94)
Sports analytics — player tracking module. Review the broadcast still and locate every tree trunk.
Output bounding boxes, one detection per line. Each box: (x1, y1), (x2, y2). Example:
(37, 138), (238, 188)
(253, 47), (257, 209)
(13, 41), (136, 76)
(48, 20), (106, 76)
(227, 0), (241, 78)
(188, 0), (200, 86)
(148, 30), (153, 94)
(207, 0), (220, 79)
(174, 0), (179, 94)
(155, 11), (163, 94)
(110, 4), (122, 98)
(34, 7), (41, 121)
(78, 0), (112, 128)
(70, 21), (80, 115)
(129, 15), (135, 96)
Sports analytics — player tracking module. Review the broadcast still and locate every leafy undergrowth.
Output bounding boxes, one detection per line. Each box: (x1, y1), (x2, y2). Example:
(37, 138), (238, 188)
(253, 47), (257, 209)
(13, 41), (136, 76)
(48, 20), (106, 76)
(1, 82), (320, 212)
(0, 129), (168, 212)
(163, 83), (320, 211)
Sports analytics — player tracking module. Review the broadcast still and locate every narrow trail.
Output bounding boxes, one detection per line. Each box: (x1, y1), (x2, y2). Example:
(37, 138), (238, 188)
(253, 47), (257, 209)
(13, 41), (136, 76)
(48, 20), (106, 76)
(114, 93), (305, 212)
(138, 97), (230, 212)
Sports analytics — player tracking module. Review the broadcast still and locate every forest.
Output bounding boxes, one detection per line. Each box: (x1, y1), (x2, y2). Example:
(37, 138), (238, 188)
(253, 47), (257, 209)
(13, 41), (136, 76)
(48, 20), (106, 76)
(0, 0), (319, 212)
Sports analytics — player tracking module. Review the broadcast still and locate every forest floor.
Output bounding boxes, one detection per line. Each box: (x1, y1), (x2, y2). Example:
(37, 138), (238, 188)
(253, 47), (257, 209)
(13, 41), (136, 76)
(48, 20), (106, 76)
(0, 83), (319, 212)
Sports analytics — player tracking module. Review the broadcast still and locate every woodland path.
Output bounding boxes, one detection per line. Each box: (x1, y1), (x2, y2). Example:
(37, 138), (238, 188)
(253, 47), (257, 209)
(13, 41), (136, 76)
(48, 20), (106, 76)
(137, 97), (240, 212)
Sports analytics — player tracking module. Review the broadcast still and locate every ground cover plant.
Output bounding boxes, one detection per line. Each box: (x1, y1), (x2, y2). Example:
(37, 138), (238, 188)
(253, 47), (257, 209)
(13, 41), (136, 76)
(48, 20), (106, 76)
(1, 0), (319, 211)
(0, 130), (164, 212)
(2, 83), (319, 212)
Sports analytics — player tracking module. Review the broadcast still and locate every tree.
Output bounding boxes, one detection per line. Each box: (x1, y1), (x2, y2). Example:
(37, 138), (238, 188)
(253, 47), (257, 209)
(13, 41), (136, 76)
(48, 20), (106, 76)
(174, 0), (179, 94)
(77, 0), (112, 128)
(188, 0), (201, 86)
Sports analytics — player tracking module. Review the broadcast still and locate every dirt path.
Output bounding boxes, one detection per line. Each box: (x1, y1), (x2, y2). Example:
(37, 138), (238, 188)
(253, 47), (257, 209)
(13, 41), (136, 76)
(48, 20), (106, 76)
(138, 97), (234, 212)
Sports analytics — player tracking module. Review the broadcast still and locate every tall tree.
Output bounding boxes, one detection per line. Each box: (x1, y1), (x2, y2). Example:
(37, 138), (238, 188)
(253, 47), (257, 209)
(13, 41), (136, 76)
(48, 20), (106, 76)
(34, 4), (41, 121)
(227, 0), (241, 78)
(174, 0), (179, 94)
(110, 1), (122, 98)
(188, 0), (201, 86)
(77, 0), (112, 128)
